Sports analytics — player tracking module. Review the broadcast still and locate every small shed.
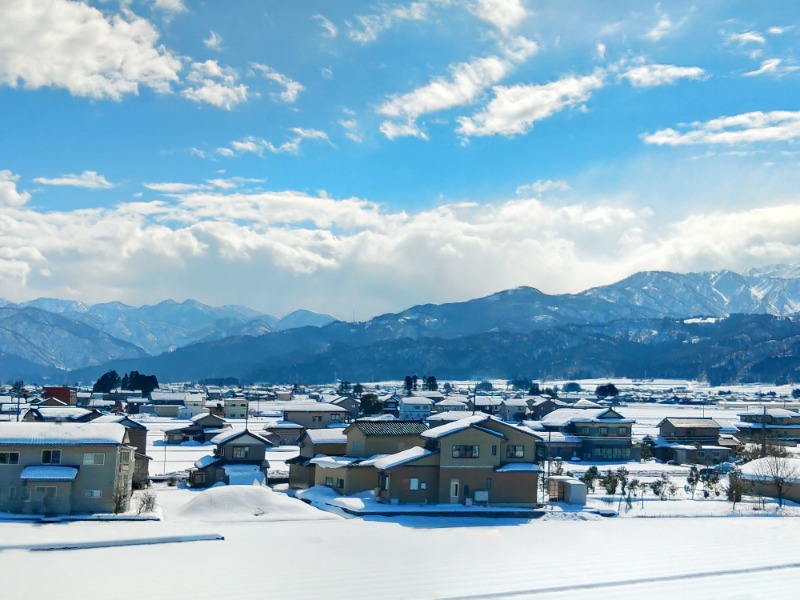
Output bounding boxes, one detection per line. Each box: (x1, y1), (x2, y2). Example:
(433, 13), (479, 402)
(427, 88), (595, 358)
(548, 476), (587, 505)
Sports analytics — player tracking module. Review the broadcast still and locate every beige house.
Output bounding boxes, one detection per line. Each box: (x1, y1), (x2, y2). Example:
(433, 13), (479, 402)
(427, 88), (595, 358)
(282, 403), (350, 429)
(164, 412), (230, 444)
(288, 428), (347, 489)
(344, 420), (428, 456)
(93, 414), (151, 488)
(0, 422), (135, 515)
(376, 415), (540, 506)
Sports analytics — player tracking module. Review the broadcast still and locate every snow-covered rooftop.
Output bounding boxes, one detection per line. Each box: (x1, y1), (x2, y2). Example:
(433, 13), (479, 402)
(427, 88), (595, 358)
(305, 429), (347, 444)
(0, 422), (127, 446)
(496, 463), (540, 473)
(20, 466), (79, 481)
(373, 446), (433, 471)
(422, 415), (490, 439)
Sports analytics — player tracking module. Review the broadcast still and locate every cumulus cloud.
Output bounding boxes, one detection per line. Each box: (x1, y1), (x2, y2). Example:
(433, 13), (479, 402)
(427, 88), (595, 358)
(153, 0), (187, 13)
(0, 0), (181, 100)
(621, 64), (706, 87)
(33, 171), (114, 189)
(456, 70), (605, 137)
(204, 31), (223, 50)
(216, 128), (330, 157)
(181, 60), (248, 109)
(643, 111), (800, 146)
(3, 170), (800, 318)
(250, 63), (304, 103)
(378, 36), (538, 139)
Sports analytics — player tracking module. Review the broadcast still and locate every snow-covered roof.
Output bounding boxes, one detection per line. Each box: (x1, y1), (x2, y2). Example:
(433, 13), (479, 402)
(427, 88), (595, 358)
(422, 415), (490, 439)
(531, 431), (582, 444)
(20, 466), (79, 481)
(282, 403), (348, 413)
(309, 455), (362, 468)
(740, 457), (800, 484)
(541, 408), (633, 426)
(738, 407), (800, 418)
(264, 420), (305, 429)
(190, 412), (225, 423)
(305, 429), (347, 444)
(502, 399), (530, 407)
(30, 407), (92, 419)
(92, 414), (147, 429)
(373, 446), (433, 470)
(659, 417), (721, 429)
(572, 399), (602, 409)
(495, 463), (540, 473)
(194, 455), (220, 469)
(435, 398), (467, 406)
(399, 396), (433, 406)
(0, 422), (126, 446)
(427, 410), (477, 423)
(210, 429), (270, 446)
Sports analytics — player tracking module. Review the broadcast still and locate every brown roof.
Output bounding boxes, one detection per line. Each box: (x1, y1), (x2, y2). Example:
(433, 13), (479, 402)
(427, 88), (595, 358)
(660, 417), (721, 429)
(348, 420), (428, 436)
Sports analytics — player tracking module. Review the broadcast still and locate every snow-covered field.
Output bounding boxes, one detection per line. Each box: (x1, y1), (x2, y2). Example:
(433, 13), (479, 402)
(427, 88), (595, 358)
(2, 482), (800, 599)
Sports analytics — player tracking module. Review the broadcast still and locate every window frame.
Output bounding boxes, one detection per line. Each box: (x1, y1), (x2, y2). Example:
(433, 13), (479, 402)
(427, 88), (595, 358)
(82, 452), (105, 466)
(231, 445), (250, 459)
(0, 451), (19, 465)
(452, 445), (480, 459)
(41, 449), (62, 465)
(409, 477), (420, 491)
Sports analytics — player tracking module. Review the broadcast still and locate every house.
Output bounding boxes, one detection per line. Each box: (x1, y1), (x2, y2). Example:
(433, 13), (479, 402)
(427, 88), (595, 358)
(376, 415), (540, 506)
(223, 396), (249, 419)
(93, 414), (151, 488)
(736, 407), (800, 442)
(282, 403), (350, 429)
(466, 395), (503, 416)
(164, 412), (230, 444)
(500, 399), (530, 422)
(0, 422), (135, 515)
(646, 417), (736, 465)
(530, 430), (583, 461)
(527, 397), (566, 420)
(330, 396), (361, 420)
(537, 407), (635, 461)
(262, 421), (305, 446)
(42, 386), (77, 406)
(22, 406), (99, 423)
(294, 420), (429, 495)
(287, 428), (348, 489)
(189, 429), (272, 488)
(432, 398), (467, 413)
(397, 396), (433, 421)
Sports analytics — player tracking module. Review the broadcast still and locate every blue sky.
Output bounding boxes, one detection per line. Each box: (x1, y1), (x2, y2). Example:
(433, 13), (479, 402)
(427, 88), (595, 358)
(1, 0), (800, 320)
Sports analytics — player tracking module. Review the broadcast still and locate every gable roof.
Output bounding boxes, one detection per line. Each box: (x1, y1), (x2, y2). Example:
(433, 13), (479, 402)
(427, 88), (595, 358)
(422, 415), (490, 439)
(304, 429), (347, 444)
(282, 403), (348, 413)
(92, 414), (147, 430)
(346, 420), (428, 436)
(658, 417), (721, 429)
(210, 428), (271, 446)
(373, 446), (435, 471)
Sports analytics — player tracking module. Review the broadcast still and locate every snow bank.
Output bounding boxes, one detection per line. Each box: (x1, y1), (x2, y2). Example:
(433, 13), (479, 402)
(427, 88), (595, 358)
(174, 484), (337, 522)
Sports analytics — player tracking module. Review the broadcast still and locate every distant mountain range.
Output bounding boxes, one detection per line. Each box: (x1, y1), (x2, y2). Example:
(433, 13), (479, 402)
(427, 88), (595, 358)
(5, 265), (800, 385)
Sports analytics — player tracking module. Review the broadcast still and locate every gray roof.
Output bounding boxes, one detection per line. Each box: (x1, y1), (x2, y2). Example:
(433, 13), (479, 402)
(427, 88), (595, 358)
(348, 420), (428, 436)
(659, 417), (721, 429)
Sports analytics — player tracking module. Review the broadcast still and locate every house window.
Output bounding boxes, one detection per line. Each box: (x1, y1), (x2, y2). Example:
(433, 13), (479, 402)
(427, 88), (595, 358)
(0, 452), (19, 465)
(599, 427), (608, 435)
(580, 427), (590, 435)
(506, 445), (525, 458)
(331, 414), (341, 422)
(83, 490), (102, 498)
(336, 478), (344, 489)
(486, 478), (492, 490)
(41, 450), (61, 465)
(452, 445), (480, 458)
(83, 453), (105, 465)
(312, 416), (322, 423)
(491, 445), (497, 456)
(617, 427), (627, 436)
(119, 451), (131, 465)
(232, 446), (250, 459)
(697, 451), (705, 458)
(409, 478), (420, 490)
(325, 476), (334, 487)
(34, 486), (57, 500)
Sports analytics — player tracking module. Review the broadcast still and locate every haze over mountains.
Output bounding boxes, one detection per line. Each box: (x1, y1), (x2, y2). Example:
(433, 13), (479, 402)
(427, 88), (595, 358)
(4, 265), (800, 385)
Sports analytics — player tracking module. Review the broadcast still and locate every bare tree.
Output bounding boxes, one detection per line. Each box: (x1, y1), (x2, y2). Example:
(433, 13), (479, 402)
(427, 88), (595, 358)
(753, 455), (798, 508)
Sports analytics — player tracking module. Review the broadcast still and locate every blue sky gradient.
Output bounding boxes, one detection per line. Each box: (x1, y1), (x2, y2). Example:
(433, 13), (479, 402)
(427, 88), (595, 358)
(1, 1), (799, 319)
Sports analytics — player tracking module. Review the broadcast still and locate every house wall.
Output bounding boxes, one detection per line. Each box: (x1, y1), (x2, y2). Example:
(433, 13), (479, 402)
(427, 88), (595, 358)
(289, 464), (315, 489)
(0, 443), (132, 514)
(285, 410), (347, 429)
(346, 431), (424, 457)
(660, 423), (720, 443)
(379, 464), (439, 504)
(313, 465), (378, 495)
(437, 428), (503, 469)
(219, 435), (267, 462)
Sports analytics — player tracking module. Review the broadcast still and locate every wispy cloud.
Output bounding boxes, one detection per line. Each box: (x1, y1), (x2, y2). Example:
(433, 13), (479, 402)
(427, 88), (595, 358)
(457, 70), (605, 138)
(643, 111), (800, 146)
(744, 58), (799, 78)
(516, 180), (571, 196)
(378, 36), (538, 139)
(313, 14), (338, 38)
(621, 64), (706, 87)
(153, 0), (187, 14)
(250, 63), (305, 103)
(216, 128), (330, 157)
(727, 31), (766, 45)
(469, 0), (528, 34)
(34, 171), (114, 189)
(204, 31), (223, 51)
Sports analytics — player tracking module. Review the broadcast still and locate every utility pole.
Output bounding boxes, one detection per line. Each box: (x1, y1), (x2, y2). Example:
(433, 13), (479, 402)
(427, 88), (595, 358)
(760, 404), (767, 457)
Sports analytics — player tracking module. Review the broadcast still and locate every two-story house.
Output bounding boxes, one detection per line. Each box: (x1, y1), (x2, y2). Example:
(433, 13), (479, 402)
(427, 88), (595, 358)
(397, 396), (433, 421)
(287, 428), (348, 489)
(164, 412), (231, 444)
(282, 403), (350, 429)
(0, 422), (135, 515)
(736, 407), (800, 443)
(189, 429), (272, 488)
(93, 414), (151, 488)
(375, 415), (540, 506)
(538, 407), (635, 461)
(646, 417), (736, 464)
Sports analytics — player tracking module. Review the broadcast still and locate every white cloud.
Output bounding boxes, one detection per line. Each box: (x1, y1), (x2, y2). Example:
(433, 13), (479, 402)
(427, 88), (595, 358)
(457, 70), (605, 137)
(204, 31), (223, 51)
(181, 60), (248, 110)
(0, 0), (181, 100)
(621, 64), (706, 87)
(339, 116), (363, 143)
(727, 31), (766, 45)
(596, 43), (607, 60)
(768, 26), (789, 35)
(744, 58), (799, 78)
(313, 14), (338, 38)
(469, 0), (528, 34)
(217, 129), (330, 157)
(250, 63), (305, 103)
(33, 171), (114, 189)
(643, 14), (673, 42)
(347, 0), (447, 43)
(643, 111), (800, 146)
(378, 36), (538, 139)
(516, 180), (571, 196)
(153, 0), (186, 13)
(0, 171), (30, 206)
